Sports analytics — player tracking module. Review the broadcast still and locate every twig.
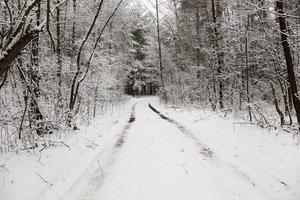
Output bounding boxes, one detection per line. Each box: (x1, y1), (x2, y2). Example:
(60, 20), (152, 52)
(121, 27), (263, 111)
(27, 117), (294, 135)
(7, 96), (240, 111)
(0, 164), (9, 172)
(35, 172), (53, 186)
(39, 145), (47, 152)
(60, 141), (70, 148)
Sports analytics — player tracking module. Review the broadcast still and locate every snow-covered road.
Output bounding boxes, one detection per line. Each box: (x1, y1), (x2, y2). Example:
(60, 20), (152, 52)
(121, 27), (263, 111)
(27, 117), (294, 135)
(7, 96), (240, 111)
(1, 98), (298, 200)
(61, 99), (271, 200)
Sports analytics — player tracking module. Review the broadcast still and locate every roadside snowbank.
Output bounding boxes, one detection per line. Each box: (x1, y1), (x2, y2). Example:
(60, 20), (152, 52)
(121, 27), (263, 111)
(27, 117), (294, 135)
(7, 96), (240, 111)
(0, 99), (135, 200)
(152, 99), (300, 200)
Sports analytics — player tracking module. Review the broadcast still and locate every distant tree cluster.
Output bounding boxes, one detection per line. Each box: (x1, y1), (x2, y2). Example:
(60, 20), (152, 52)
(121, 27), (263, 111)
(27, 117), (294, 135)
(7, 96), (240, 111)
(125, 26), (159, 96)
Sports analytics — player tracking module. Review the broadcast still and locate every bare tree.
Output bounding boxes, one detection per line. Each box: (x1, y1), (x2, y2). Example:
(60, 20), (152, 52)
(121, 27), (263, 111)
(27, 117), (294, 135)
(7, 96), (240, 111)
(275, 0), (300, 127)
(155, 0), (167, 101)
(211, 0), (224, 109)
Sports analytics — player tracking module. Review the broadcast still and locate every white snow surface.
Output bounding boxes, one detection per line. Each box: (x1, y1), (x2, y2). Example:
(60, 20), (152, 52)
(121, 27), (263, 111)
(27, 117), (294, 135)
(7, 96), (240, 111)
(1, 97), (300, 200)
(0, 99), (136, 200)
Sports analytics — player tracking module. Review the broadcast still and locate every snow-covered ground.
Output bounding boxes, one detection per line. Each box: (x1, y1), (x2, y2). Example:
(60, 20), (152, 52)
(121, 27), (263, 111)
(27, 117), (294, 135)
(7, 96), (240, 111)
(0, 99), (137, 200)
(1, 97), (300, 200)
(152, 98), (300, 200)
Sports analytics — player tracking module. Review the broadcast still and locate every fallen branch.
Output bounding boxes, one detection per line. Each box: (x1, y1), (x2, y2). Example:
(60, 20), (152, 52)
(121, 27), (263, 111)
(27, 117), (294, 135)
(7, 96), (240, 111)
(60, 141), (70, 148)
(35, 172), (53, 186)
(0, 164), (9, 172)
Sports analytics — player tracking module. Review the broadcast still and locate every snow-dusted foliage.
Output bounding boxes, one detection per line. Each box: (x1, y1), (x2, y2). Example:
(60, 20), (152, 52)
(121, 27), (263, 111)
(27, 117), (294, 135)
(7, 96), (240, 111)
(0, 0), (299, 150)
(0, 1), (300, 199)
(153, 0), (300, 129)
(0, 0), (137, 152)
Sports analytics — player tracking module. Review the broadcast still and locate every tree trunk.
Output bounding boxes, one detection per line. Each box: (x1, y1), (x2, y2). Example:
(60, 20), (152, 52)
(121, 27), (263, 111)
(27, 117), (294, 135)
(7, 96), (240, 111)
(211, 0), (224, 110)
(56, 0), (63, 113)
(276, 0), (300, 128)
(155, 0), (167, 101)
(270, 82), (285, 126)
(30, 1), (46, 135)
(245, 14), (252, 122)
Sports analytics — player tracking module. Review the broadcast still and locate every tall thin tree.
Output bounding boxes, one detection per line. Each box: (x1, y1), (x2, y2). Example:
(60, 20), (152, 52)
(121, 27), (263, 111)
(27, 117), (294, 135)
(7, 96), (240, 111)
(275, 0), (300, 128)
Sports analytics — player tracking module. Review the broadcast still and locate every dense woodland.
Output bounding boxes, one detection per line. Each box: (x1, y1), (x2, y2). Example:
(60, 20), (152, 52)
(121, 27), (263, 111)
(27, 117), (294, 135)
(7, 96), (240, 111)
(0, 0), (300, 152)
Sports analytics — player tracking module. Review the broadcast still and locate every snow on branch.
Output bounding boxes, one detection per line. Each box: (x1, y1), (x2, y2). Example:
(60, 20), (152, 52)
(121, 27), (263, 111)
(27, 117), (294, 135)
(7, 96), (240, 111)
(0, 0), (68, 77)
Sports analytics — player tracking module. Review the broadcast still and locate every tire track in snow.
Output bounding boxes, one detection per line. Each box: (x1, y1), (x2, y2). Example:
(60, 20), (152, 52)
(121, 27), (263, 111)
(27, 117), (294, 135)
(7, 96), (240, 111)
(148, 103), (213, 158)
(81, 104), (137, 199)
(114, 104), (136, 148)
(59, 104), (137, 200)
(149, 103), (294, 199)
(148, 104), (261, 190)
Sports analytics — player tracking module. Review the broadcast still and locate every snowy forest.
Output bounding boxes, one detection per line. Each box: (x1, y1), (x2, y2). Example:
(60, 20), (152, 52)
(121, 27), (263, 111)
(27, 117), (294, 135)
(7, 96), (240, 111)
(0, 0), (300, 200)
